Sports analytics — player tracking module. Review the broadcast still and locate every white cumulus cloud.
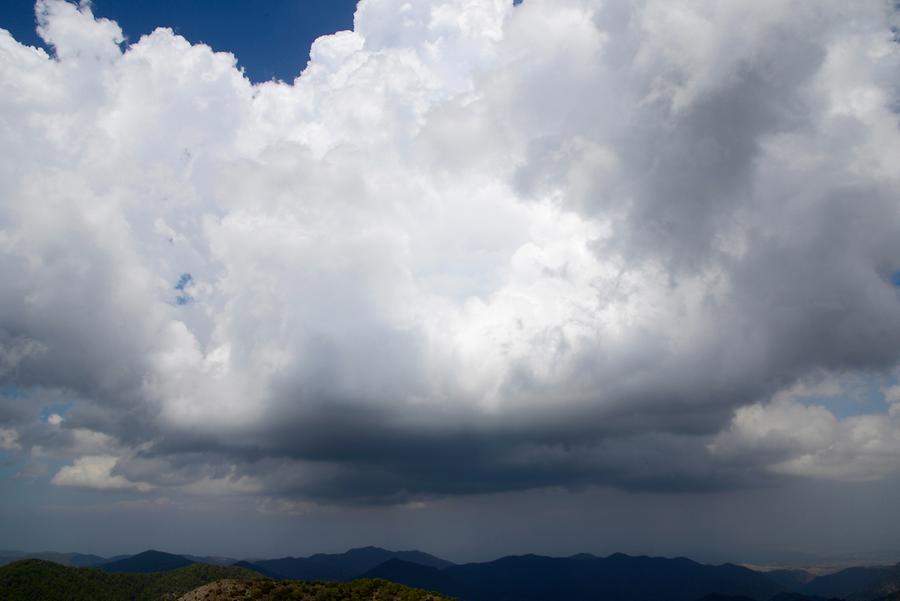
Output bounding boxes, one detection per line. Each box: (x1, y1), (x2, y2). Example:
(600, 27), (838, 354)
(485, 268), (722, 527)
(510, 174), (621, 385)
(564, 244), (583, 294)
(0, 0), (899, 504)
(51, 455), (153, 492)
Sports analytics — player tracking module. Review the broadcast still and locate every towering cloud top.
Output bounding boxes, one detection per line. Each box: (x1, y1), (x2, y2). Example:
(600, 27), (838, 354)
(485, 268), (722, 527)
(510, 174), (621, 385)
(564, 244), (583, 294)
(1, 0), (899, 506)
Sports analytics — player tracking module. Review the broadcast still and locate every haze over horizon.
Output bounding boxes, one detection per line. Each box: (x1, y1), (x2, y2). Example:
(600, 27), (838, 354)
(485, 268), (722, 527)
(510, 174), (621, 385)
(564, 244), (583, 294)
(1, 0), (900, 566)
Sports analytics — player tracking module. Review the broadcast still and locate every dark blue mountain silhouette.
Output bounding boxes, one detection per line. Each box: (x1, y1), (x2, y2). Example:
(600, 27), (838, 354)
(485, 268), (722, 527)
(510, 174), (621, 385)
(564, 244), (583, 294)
(800, 567), (893, 599)
(765, 570), (817, 590)
(242, 546), (453, 581)
(364, 552), (784, 601)
(100, 550), (194, 573)
(231, 559), (284, 579)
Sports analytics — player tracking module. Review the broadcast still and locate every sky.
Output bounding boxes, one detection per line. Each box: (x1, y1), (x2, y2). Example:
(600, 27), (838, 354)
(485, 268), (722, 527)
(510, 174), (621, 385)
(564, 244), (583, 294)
(1, 0), (900, 565)
(0, 0), (359, 83)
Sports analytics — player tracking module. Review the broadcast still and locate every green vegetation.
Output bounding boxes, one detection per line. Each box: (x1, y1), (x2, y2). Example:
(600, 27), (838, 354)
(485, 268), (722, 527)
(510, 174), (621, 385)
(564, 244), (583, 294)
(0, 559), (261, 601)
(0, 559), (452, 601)
(177, 578), (455, 601)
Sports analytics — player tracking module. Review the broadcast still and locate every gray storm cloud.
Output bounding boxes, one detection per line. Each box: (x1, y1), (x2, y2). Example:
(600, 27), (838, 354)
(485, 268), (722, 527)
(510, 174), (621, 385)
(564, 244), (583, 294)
(1, 0), (899, 506)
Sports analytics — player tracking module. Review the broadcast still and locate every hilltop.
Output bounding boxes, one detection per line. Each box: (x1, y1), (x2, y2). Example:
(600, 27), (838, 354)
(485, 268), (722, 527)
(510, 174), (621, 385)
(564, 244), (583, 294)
(176, 578), (454, 601)
(0, 558), (451, 601)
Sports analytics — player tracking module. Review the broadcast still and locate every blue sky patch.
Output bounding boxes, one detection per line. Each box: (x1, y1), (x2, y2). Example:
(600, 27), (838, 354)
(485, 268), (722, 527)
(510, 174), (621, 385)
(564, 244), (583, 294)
(175, 273), (193, 291)
(797, 374), (898, 419)
(175, 272), (193, 305)
(0, 0), (358, 83)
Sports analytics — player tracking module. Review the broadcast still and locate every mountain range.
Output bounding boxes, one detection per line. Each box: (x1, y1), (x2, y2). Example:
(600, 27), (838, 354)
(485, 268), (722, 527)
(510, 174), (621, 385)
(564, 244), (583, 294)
(238, 545), (453, 581)
(804, 564), (900, 600)
(364, 552), (784, 601)
(0, 550), (111, 568)
(3, 546), (899, 601)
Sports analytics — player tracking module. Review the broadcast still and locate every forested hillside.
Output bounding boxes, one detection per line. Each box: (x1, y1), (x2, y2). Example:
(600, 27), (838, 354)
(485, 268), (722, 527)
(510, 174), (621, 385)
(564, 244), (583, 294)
(0, 559), (260, 601)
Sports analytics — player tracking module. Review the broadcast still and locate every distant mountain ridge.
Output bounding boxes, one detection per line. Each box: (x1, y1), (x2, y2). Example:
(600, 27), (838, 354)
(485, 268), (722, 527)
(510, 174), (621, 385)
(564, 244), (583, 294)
(0, 549), (238, 570)
(365, 552), (785, 601)
(239, 545), (454, 581)
(0, 550), (108, 568)
(774, 564), (900, 600)
(5, 544), (900, 601)
(764, 569), (818, 589)
(1, 545), (453, 579)
(100, 549), (195, 573)
(852, 563), (900, 601)
(182, 553), (240, 566)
